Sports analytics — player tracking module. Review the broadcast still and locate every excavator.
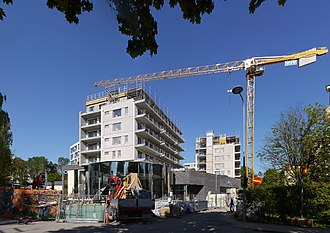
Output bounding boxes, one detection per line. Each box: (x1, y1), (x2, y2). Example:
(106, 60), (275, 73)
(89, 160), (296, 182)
(105, 173), (154, 221)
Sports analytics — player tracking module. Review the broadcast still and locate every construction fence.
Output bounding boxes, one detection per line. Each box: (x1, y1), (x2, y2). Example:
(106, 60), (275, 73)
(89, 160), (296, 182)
(56, 195), (108, 223)
(0, 188), (61, 219)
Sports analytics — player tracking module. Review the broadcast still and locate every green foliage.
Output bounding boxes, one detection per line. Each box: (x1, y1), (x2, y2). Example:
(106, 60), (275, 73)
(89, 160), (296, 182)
(47, 172), (61, 182)
(57, 156), (69, 174)
(11, 157), (29, 186)
(249, 0), (287, 14)
(304, 181), (330, 225)
(0, 92), (13, 185)
(0, 0), (287, 58)
(0, 0), (13, 20)
(258, 103), (330, 183)
(254, 103), (330, 225)
(262, 168), (283, 187)
(46, 0), (93, 24)
(246, 180), (330, 226)
(27, 156), (49, 179)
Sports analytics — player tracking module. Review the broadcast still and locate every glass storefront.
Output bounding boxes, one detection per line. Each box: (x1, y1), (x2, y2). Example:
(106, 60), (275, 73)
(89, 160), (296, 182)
(87, 161), (171, 198)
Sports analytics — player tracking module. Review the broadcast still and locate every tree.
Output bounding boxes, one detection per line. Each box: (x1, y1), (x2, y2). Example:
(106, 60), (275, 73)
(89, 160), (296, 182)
(27, 156), (49, 179)
(258, 103), (330, 184)
(0, 0), (288, 58)
(57, 156), (69, 175)
(262, 168), (283, 187)
(47, 172), (61, 182)
(0, 92), (13, 185)
(10, 157), (29, 186)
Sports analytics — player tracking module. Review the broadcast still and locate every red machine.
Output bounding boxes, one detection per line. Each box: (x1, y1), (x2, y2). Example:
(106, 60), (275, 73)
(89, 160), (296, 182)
(106, 173), (154, 221)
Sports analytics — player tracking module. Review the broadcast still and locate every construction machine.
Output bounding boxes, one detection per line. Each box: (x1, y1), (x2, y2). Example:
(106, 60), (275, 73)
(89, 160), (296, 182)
(106, 173), (154, 221)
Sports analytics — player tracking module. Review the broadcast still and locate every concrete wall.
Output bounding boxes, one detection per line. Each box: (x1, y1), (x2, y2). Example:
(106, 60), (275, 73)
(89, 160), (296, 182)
(101, 99), (135, 161)
(174, 170), (241, 200)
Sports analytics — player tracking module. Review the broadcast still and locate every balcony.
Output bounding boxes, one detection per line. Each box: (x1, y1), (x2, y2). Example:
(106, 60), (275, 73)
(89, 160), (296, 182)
(81, 135), (101, 143)
(135, 139), (162, 157)
(81, 117), (101, 131)
(159, 140), (178, 155)
(135, 110), (162, 133)
(81, 143), (100, 156)
(135, 126), (162, 145)
(235, 168), (241, 177)
(81, 110), (101, 118)
(173, 142), (184, 152)
(197, 160), (206, 164)
(196, 153), (206, 157)
(80, 155), (100, 165)
(135, 100), (184, 143)
(159, 128), (177, 143)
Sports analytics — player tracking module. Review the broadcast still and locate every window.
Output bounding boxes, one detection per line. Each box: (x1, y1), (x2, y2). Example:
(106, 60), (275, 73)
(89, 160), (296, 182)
(105, 111), (110, 115)
(112, 151), (116, 159)
(104, 151), (109, 155)
(113, 136), (121, 145)
(138, 151), (143, 159)
(125, 107), (128, 115)
(105, 138), (109, 142)
(215, 148), (221, 153)
(87, 118), (98, 125)
(215, 163), (220, 169)
(113, 122), (121, 131)
(125, 135), (128, 144)
(88, 130), (99, 138)
(215, 156), (220, 161)
(89, 106), (94, 112)
(117, 150), (121, 158)
(113, 108), (121, 117)
(105, 124), (109, 128)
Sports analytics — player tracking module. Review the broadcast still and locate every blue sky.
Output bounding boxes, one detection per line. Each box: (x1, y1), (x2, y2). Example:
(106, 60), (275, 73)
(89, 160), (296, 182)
(1, 1), (329, 173)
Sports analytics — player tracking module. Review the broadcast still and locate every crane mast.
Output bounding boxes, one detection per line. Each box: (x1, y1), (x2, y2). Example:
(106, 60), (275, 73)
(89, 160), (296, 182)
(95, 47), (328, 183)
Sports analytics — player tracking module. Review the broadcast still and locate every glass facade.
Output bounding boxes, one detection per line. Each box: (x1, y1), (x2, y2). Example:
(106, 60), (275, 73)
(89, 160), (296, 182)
(87, 161), (172, 198)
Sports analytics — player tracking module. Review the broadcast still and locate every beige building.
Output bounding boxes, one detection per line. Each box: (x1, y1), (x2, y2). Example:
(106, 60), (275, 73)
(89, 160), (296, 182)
(79, 85), (184, 167)
(195, 130), (241, 178)
(66, 85), (184, 197)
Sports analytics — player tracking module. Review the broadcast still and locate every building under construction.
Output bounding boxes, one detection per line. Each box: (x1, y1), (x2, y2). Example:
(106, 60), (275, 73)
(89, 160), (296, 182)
(65, 84), (184, 198)
(196, 130), (241, 178)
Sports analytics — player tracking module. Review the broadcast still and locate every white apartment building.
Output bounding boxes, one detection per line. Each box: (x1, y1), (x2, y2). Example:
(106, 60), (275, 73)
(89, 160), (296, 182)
(69, 142), (80, 165)
(195, 130), (241, 178)
(183, 162), (196, 171)
(75, 85), (185, 197)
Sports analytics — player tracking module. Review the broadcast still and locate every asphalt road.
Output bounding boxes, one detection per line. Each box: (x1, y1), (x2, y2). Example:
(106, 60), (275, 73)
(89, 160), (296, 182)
(1, 209), (329, 233)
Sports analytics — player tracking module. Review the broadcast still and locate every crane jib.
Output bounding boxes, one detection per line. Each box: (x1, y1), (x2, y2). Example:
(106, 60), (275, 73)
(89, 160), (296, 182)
(95, 47), (327, 87)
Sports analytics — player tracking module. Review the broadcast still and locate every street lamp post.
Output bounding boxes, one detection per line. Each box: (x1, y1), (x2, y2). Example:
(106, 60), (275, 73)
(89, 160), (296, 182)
(326, 85), (330, 105)
(228, 85), (247, 221)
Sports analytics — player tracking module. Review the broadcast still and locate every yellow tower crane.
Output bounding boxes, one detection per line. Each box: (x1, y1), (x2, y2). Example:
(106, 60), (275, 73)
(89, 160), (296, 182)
(95, 47), (328, 182)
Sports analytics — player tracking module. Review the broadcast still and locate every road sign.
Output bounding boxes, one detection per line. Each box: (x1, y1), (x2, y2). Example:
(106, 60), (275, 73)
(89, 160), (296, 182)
(285, 60), (298, 66)
(252, 176), (262, 185)
(299, 55), (316, 67)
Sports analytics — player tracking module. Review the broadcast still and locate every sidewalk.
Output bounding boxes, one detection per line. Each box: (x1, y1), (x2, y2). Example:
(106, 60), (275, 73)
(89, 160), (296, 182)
(209, 209), (330, 233)
(0, 217), (17, 225)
